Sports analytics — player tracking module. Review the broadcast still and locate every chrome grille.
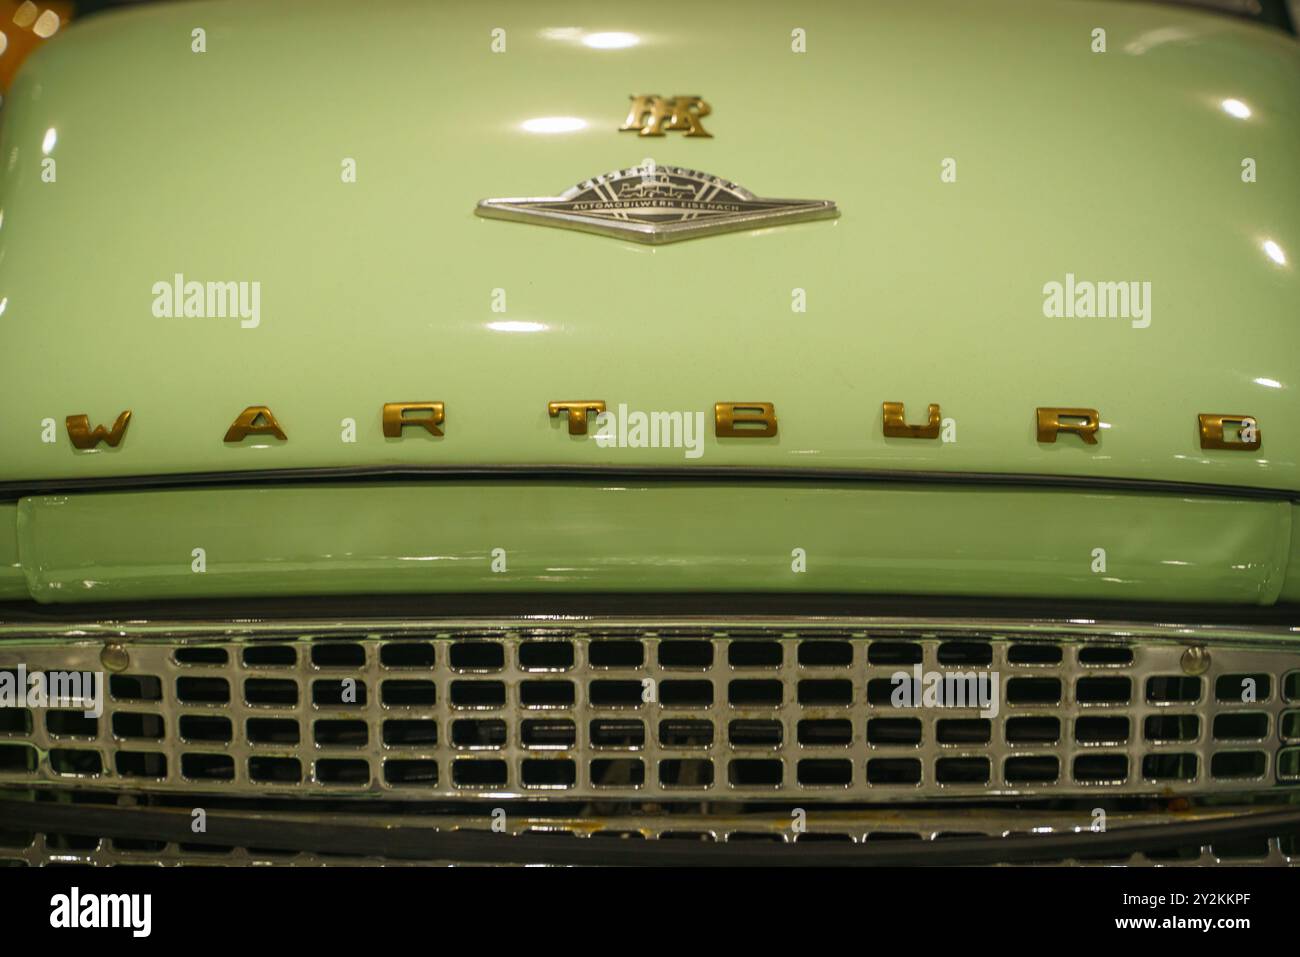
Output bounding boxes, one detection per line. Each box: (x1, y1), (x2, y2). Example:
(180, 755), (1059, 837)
(1, 617), (1299, 801)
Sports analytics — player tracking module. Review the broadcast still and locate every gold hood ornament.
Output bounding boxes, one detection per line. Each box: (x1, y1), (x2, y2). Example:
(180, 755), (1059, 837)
(620, 95), (712, 137)
(475, 162), (838, 244)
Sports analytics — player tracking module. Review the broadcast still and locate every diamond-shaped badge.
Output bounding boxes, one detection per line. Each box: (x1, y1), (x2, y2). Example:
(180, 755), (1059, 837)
(476, 163), (838, 244)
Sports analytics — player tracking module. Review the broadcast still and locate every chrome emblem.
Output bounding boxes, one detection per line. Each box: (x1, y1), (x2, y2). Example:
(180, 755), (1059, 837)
(475, 162), (839, 244)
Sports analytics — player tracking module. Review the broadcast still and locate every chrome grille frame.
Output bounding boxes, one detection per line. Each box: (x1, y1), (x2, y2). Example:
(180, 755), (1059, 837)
(2, 803), (1297, 867)
(1, 616), (1299, 801)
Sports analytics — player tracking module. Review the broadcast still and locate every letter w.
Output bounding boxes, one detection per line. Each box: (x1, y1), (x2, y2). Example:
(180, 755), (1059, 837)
(66, 411), (132, 449)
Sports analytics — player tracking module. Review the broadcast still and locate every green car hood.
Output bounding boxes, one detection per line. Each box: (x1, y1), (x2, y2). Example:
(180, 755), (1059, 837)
(0, 0), (1299, 607)
(0, 0), (1297, 491)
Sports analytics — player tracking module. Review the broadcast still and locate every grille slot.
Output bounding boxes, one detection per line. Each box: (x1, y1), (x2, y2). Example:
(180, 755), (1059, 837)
(0, 620), (1297, 802)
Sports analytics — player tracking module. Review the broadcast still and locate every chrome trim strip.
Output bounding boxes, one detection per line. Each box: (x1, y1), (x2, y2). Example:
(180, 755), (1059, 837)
(2, 614), (1299, 645)
(3, 797), (1299, 867)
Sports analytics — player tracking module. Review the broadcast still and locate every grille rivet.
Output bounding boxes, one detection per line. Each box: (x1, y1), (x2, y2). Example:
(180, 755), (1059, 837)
(100, 642), (130, 673)
(1180, 646), (1210, 676)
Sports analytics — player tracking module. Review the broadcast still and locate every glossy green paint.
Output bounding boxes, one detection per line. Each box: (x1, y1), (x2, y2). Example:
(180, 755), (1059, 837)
(1283, 504), (1300, 602)
(0, 0), (1296, 490)
(9, 483), (1292, 604)
(0, 1), (1296, 607)
(0, 504), (20, 600)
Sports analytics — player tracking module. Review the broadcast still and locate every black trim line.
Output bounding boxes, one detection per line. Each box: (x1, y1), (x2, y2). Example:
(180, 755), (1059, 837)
(1, 463), (1297, 503)
(5, 799), (1300, 866)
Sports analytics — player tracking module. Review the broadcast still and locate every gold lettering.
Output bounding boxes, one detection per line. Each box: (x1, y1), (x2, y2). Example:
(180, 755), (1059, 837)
(1036, 407), (1100, 445)
(65, 411), (132, 450)
(620, 94), (712, 137)
(548, 400), (606, 435)
(882, 401), (941, 439)
(1198, 413), (1260, 451)
(715, 402), (777, 438)
(621, 94), (669, 135)
(223, 406), (287, 442)
(382, 402), (445, 438)
(662, 96), (711, 137)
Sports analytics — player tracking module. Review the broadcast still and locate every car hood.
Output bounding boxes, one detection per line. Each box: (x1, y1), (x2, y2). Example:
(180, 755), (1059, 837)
(0, 0), (1297, 492)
